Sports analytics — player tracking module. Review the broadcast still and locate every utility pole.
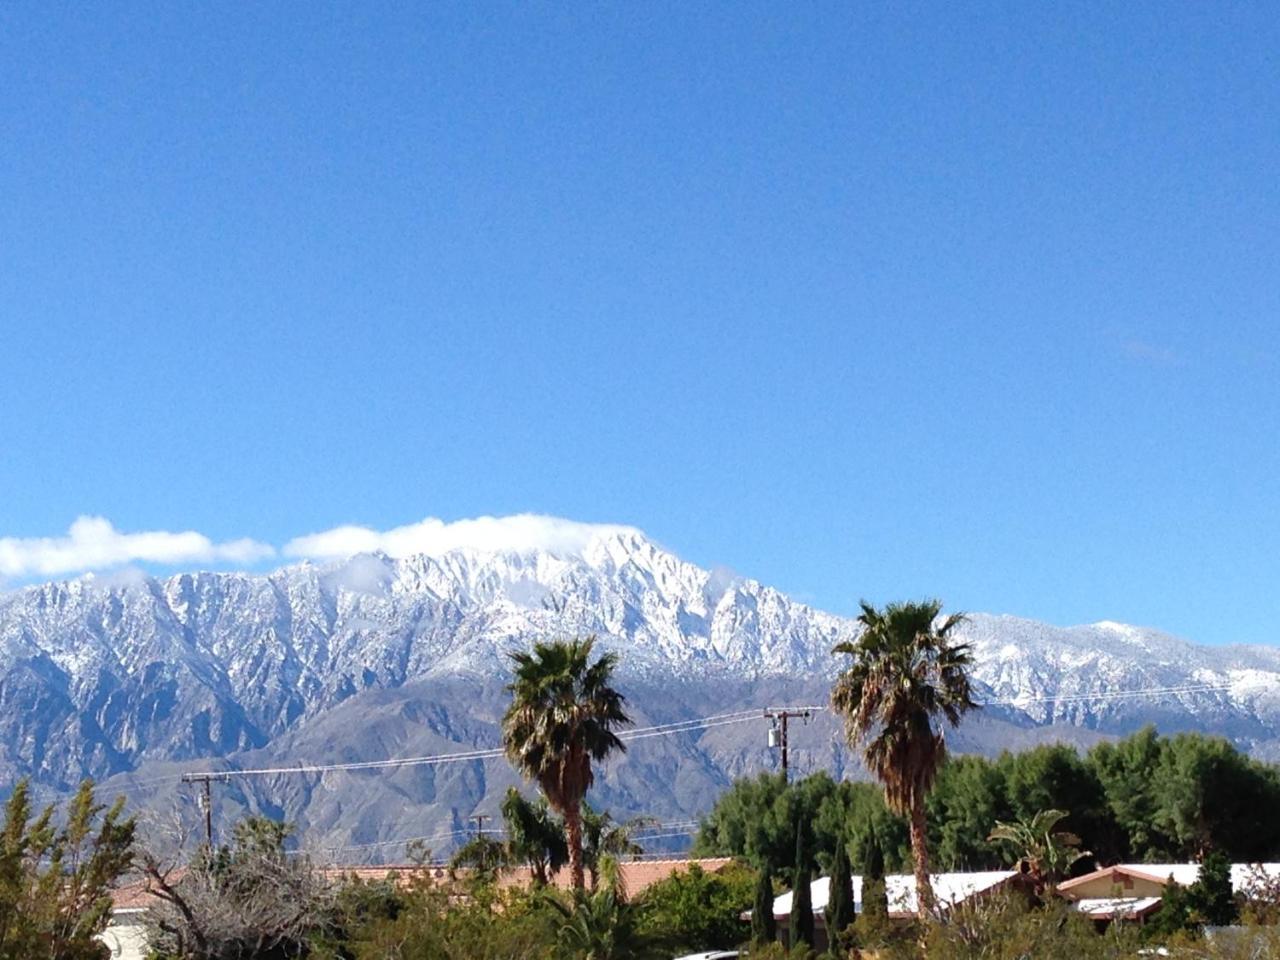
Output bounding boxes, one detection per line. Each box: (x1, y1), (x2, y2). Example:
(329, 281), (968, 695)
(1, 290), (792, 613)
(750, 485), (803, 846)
(764, 708), (812, 782)
(470, 814), (488, 838)
(182, 773), (230, 847)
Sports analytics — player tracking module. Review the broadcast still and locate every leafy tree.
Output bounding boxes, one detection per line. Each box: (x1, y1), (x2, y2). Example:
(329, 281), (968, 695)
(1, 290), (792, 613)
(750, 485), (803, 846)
(830, 599), (978, 916)
(343, 877), (557, 960)
(503, 637), (631, 890)
(999, 744), (1112, 866)
(987, 808), (1090, 892)
(926, 755), (1010, 871)
(501, 787), (568, 886)
(789, 820), (815, 951)
(1150, 732), (1280, 860)
(694, 772), (854, 874)
(1087, 725), (1168, 860)
(635, 861), (755, 952)
(0, 778), (135, 960)
(450, 832), (509, 882)
(751, 862), (777, 947)
(824, 836), (855, 955)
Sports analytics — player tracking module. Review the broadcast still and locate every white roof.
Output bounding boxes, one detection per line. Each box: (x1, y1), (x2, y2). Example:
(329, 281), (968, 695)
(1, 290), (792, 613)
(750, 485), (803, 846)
(1072, 896), (1162, 918)
(1116, 863), (1280, 893)
(771, 871), (1015, 919)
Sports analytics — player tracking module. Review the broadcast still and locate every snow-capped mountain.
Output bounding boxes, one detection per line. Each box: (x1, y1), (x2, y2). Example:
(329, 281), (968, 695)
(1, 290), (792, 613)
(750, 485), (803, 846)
(1, 528), (1277, 857)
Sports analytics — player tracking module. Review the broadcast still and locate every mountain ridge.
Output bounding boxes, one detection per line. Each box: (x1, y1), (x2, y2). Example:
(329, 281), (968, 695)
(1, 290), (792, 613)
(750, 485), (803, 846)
(1, 528), (1277, 858)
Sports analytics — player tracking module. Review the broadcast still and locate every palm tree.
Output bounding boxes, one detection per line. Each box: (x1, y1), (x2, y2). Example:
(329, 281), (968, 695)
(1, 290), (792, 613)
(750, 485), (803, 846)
(545, 864), (670, 960)
(501, 787), (568, 886)
(582, 803), (657, 891)
(503, 637), (631, 890)
(830, 600), (977, 917)
(987, 808), (1090, 893)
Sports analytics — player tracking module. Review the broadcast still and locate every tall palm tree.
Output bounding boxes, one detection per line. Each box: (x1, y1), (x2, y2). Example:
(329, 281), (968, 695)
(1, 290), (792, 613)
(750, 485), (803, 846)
(503, 637), (630, 890)
(830, 600), (977, 917)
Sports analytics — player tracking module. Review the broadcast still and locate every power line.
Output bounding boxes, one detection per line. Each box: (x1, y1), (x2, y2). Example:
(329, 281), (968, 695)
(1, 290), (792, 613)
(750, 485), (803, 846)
(151, 679), (1272, 789)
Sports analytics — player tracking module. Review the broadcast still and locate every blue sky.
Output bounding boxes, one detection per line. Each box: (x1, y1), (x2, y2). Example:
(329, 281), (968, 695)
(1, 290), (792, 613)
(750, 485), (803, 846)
(1, 3), (1277, 644)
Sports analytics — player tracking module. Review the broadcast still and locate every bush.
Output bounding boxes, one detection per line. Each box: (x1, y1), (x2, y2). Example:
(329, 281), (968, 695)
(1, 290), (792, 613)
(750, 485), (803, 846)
(634, 861), (757, 952)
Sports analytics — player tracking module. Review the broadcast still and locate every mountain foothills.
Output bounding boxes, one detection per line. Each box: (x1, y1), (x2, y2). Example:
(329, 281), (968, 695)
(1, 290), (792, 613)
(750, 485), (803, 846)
(1, 529), (1278, 858)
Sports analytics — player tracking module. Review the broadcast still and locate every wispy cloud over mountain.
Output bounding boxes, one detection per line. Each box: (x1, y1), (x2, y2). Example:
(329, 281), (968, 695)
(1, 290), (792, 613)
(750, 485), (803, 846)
(0, 516), (274, 578)
(0, 514), (640, 580)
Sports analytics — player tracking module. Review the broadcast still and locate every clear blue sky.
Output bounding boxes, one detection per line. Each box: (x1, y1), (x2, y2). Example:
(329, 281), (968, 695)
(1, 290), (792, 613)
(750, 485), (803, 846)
(1, 3), (1277, 645)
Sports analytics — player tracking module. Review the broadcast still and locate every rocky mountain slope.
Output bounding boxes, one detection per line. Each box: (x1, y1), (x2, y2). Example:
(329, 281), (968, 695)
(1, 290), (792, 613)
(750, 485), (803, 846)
(1, 528), (1277, 859)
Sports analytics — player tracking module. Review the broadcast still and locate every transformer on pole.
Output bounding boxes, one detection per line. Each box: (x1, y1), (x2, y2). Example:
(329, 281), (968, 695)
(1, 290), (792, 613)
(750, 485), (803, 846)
(763, 707), (811, 781)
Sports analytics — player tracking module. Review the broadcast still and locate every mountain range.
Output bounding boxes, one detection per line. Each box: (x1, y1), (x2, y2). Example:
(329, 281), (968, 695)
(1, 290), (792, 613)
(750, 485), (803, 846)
(1, 527), (1277, 861)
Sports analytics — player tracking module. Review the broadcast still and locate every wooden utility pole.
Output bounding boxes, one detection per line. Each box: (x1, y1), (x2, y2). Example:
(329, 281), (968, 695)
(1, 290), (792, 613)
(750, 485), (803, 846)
(764, 708), (812, 781)
(182, 773), (230, 847)
(470, 814), (489, 838)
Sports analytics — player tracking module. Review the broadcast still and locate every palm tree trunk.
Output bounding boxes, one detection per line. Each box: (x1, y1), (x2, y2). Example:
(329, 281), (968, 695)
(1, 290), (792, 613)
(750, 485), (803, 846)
(565, 804), (585, 890)
(909, 797), (935, 919)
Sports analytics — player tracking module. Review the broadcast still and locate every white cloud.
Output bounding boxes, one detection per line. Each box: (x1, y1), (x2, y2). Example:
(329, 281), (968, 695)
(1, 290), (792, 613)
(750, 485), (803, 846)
(284, 514), (637, 561)
(0, 516), (275, 578)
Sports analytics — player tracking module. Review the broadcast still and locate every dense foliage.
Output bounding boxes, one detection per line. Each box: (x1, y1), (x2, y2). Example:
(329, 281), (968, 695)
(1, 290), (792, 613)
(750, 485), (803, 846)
(633, 861), (756, 951)
(0, 779), (135, 960)
(694, 728), (1280, 872)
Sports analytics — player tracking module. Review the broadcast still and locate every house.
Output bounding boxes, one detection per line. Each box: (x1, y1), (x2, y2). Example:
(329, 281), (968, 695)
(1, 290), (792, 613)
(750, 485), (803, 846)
(497, 856), (738, 898)
(1058, 863), (1280, 926)
(764, 870), (1017, 950)
(98, 880), (160, 960)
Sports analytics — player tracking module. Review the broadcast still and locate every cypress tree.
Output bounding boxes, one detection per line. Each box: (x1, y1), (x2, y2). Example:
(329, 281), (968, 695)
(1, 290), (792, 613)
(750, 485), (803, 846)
(790, 819), (815, 950)
(825, 839), (856, 953)
(752, 861), (777, 946)
(1189, 851), (1238, 927)
(861, 828), (889, 917)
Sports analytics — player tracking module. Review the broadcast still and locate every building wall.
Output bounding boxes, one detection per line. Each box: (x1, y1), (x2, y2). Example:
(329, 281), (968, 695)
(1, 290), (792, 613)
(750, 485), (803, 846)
(97, 921), (150, 960)
(1063, 871), (1166, 900)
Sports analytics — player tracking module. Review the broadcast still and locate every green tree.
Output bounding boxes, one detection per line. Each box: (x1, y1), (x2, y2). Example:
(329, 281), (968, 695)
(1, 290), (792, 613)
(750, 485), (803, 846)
(451, 832), (509, 882)
(830, 599), (978, 916)
(503, 637), (631, 890)
(635, 861), (755, 952)
(789, 820), (815, 951)
(1000, 744), (1113, 864)
(1143, 876), (1193, 941)
(694, 772), (855, 874)
(987, 808), (1090, 892)
(860, 828), (889, 918)
(0, 778), (135, 960)
(1087, 726), (1168, 860)
(501, 787), (568, 886)
(751, 862), (777, 948)
(926, 755), (1010, 871)
(1187, 850), (1237, 928)
(824, 838), (855, 955)
(1150, 732), (1280, 860)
